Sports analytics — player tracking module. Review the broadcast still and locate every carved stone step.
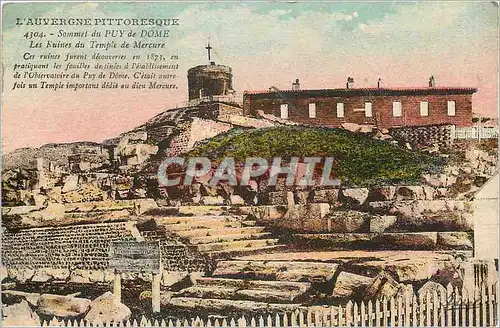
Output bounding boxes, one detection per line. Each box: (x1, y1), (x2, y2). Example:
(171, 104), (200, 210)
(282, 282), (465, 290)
(178, 285), (307, 303)
(176, 226), (266, 238)
(189, 232), (272, 245)
(213, 260), (339, 282)
(154, 215), (241, 225)
(195, 277), (311, 293)
(196, 239), (280, 253)
(159, 220), (242, 232)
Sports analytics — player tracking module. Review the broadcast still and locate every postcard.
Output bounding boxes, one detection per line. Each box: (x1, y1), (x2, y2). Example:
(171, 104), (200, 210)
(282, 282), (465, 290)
(1, 1), (499, 327)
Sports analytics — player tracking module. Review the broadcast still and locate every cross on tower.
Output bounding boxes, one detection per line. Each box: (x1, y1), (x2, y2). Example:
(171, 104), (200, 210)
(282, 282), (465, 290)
(205, 40), (212, 61)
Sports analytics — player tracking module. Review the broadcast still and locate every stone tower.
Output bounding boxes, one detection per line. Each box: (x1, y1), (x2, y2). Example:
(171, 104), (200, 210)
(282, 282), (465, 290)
(187, 41), (234, 104)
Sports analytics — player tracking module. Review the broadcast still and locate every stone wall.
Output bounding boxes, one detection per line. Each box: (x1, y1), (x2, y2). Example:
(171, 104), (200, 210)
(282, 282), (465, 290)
(167, 118), (233, 156)
(160, 244), (212, 272)
(2, 221), (140, 270)
(389, 124), (453, 148)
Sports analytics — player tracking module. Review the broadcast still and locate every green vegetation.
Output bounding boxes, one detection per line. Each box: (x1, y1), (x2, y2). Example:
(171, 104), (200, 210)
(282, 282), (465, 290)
(189, 126), (445, 187)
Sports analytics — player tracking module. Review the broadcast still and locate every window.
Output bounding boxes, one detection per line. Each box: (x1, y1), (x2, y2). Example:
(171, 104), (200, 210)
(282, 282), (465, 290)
(392, 101), (402, 117)
(280, 104), (289, 119)
(336, 103), (345, 118)
(419, 101), (429, 116)
(309, 103), (316, 118)
(364, 102), (372, 117)
(447, 100), (456, 116)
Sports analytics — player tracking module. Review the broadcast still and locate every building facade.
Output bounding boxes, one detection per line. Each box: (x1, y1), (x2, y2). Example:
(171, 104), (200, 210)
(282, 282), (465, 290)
(243, 86), (477, 129)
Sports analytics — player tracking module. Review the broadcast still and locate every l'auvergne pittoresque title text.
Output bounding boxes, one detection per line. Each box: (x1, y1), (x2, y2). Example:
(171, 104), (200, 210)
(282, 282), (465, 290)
(11, 17), (180, 91)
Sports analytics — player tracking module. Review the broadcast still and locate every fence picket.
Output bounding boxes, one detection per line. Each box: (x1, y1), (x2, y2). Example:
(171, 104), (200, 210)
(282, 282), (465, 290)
(337, 305), (343, 327)
(474, 287), (480, 327)
(314, 309), (321, 327)
(431, 291), (438, 326)
(418, 293), (424, 327)
(361, 301), (366, 327)
(229, 318), (236, 327)
(322, 307), (328, 327)
(412, 295), (418, 327)
(461, 287), (467, 327)
(353, 302), (359, 327)
(283, 312), (288, 327)
(446, 284), (453, 326)
(306, 310), (313, 327)
(397, 295), (403, 327)
(275, 313), (281, 328)
(390, 296), (396, 326)
(481, 283), (487, 326)
(250, 316), (256, 328)
(214, 319), (220, 327)
(367, 300), (373, 327)
(382, 297), (388, 327)
(290, 311), (297, 327)
(425, 292), (431, 327)
(454, 286), (460, 327)
(221, 318), (228, 328)
(404, 294), (411, 327)
(298, 310), (304, 327)
(375, 298), (381, 326)
(346, 300), (353, 327)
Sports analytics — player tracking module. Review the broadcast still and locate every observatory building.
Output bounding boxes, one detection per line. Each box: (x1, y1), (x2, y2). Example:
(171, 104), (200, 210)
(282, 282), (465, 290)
(187, 41), (235, 105)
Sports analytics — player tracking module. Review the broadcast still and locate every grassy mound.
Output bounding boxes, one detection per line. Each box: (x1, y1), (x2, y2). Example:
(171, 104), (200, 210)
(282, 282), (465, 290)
(189, 126), (445, 187)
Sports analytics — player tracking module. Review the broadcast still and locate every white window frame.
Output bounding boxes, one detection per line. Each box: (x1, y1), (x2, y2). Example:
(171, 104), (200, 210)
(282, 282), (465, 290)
(364, 102), (373, 117)
(336, 103), (345, 118)
(280, 104), (289, 119)
(309, 103), (316, 118)
(419, 101), (429, 117)
(447, 100), (456, 116)
(392, 101), (402, 117)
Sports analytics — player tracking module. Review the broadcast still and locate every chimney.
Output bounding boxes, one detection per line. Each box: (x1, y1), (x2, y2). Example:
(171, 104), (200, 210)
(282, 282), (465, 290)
(346, 77), (355, 89)
(377, 78), (382, 88)
(292, 78), (300, 90)
(428, 75), (435, 88)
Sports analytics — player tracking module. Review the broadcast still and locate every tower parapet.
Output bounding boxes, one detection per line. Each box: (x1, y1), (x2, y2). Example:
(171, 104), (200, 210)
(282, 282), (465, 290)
(187, 41), (235, 105)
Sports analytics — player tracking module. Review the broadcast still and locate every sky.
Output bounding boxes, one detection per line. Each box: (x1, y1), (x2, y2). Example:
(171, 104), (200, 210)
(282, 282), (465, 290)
(2, 1), (499, 153)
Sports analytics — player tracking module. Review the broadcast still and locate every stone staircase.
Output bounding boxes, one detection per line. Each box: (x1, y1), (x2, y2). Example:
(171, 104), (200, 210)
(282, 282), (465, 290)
(151, 214), (282, 256)
(167, 260), (340, 315)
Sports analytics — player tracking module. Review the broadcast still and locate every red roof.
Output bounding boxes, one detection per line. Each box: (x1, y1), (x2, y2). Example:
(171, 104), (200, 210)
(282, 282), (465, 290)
(244, 86), (477, 97)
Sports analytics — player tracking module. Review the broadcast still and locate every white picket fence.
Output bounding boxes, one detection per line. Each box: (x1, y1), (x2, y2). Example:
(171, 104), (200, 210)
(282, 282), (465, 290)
(38, 282), (498, 327)
(453, 126), (499, 139)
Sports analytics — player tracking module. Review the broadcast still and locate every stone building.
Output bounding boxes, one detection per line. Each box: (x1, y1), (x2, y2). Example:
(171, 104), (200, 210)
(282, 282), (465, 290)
(243, 78), (476, 129)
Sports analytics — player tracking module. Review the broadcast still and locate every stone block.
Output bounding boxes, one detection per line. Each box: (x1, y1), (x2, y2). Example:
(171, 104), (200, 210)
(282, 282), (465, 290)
(369, 215), (397, 233)
(437, 232), (473, 250)
(201, 196), (225, 205)
(332, 272), (373, 299)
(84, 292), (131, 324)
(37, 294), (91, 318)
(378, 232), (438, 250)
(230, 195), (245, 206)
(327, 210), (369, 233)
(340, 188), (369, 207)
(311, 189), (339, 204)
(368, 186), (396, 202)
(267, 192), (287, 205)
(364, 271), (400, 300)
